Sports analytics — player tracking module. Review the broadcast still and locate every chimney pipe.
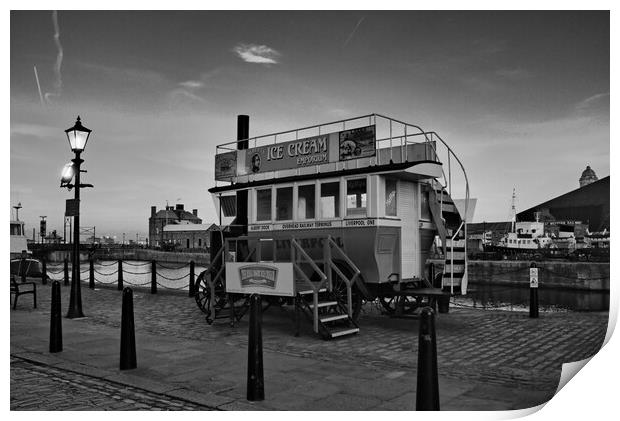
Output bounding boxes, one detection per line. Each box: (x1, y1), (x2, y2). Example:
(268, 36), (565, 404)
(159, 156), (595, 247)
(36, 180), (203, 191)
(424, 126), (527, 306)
(151, 206), (156, 217)
(237, 115), (249, 150)
(234, 115), (249, 234)
(192, 209), (198, 217)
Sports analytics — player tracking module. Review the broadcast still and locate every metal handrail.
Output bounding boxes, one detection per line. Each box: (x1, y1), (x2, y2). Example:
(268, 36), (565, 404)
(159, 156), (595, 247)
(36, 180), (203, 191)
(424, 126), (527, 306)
(327, 236), (361, 318)
(215, 113), (439, 153)
(291, 238), (328, 333)
(292, 239), (327, 286)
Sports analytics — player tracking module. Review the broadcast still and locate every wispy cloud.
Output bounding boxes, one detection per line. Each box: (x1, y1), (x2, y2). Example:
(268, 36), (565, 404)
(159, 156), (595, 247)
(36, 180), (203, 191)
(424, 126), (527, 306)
(495, 67), (531, 80)
(575, 92), (609, 112)
(168, 88), (207, 105)
(179, 80), (204, 89)
(471, 38), (506, 55)
(343, 17), (365, 48)
(76, 61), (167, 86)
(233, 43), (280, 64)
(44, 11), (63, 103)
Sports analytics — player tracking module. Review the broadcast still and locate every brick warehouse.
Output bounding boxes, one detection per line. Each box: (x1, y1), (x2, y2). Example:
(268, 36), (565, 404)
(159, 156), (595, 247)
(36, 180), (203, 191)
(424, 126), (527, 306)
(162, 223), (220, 250)
(148, 203), (202, 247)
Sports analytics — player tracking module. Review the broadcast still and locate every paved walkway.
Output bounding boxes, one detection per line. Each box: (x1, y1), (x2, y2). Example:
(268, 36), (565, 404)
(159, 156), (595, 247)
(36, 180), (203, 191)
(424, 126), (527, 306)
(10, 281), (608, 411)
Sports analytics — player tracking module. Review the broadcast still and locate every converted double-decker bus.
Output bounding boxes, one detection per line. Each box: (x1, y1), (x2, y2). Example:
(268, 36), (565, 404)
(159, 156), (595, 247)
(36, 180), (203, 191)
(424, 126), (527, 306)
(195, 114), (471, 339)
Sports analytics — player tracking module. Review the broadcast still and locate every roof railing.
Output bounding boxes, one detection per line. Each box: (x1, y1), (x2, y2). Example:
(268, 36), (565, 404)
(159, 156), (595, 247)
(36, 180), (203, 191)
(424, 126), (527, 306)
(215, 113), (434, 154)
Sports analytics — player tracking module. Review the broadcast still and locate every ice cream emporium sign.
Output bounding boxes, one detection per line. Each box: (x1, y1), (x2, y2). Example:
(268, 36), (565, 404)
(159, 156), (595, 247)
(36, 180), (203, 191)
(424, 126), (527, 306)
(214, 125), (376, 180)
(225, 262), (295, 296)
(245, 134), (330, 174)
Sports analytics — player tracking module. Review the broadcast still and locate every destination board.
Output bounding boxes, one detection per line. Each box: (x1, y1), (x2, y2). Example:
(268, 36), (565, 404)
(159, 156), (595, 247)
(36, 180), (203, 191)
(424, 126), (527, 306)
(248, 218), (381, 232)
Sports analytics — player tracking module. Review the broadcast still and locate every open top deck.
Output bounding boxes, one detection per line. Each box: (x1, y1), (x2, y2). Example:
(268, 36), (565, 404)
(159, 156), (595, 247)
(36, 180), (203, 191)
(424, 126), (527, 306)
(213, 113), (460, 189)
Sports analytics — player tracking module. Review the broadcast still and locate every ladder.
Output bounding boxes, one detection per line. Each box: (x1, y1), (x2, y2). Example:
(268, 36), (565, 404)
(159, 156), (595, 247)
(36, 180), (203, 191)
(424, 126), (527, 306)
(428, 185), (468, 295)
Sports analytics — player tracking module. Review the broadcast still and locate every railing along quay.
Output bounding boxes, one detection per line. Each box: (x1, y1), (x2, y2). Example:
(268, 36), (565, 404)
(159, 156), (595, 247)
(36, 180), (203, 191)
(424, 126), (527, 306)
(36, 257), (610, 313)
(42, 258), (203, 297)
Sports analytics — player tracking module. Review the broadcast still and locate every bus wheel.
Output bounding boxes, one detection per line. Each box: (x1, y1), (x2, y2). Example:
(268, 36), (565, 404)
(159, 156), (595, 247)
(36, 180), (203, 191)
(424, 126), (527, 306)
(379, 294), (419, 315)
(194, 270), (226, 323)
(332, 277), (363, 322)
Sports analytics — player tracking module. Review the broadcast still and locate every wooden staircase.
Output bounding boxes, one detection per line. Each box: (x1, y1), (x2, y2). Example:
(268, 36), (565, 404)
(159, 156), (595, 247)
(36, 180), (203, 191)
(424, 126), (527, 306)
(297, 286), (359, 340)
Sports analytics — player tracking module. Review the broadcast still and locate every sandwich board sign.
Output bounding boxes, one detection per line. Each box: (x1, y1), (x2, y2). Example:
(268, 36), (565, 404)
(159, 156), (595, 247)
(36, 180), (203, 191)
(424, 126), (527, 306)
(225, 262), (294, 296)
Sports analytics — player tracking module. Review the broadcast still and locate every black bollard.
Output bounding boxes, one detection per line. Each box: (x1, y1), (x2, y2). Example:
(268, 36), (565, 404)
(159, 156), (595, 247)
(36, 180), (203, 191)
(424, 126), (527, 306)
(151, 260), (157, 294)
(529, 262), (539, 319)
(189, 260), (195, 297)
(247, 294), (265, 401)
(89, 259), (95, 289)
(63, 257), (69, 286)
(42, 260), (47, 285)
(120, 287), (137, 370)
(117, 259), (124, 291)
(49, 281), (63, 353)
(416, 307), (440, 411)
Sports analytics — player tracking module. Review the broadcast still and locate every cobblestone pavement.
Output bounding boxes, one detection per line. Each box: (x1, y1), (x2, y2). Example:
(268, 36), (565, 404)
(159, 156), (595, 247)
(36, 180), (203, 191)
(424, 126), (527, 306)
(17, 282), (608, 391)
(10, 356), (214, 410)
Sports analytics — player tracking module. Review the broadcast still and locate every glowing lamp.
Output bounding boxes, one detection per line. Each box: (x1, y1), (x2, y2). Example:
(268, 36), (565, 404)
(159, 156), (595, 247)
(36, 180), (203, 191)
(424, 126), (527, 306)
(60, 162), (75, 187)
(64, 116), (92, 153)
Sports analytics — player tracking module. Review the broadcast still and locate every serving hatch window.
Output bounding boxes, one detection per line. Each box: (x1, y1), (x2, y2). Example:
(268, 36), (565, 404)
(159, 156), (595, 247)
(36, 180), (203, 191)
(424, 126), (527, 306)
(320, 181), (340, 219)
(297, 184), (315, 220)
(276, 186), (293, 221)
(256, 188), (272, 221)
(346, 178), (367, 217)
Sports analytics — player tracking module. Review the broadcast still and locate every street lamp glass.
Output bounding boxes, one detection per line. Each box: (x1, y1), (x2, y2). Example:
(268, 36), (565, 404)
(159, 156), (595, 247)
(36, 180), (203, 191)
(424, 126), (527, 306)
(60, 163), (75, 183)
(65, 116), (92, 152)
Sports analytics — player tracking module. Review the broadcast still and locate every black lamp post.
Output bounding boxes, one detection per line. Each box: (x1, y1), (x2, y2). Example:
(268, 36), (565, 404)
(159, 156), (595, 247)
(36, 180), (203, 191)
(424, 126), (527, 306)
(62, 116), (92, 319)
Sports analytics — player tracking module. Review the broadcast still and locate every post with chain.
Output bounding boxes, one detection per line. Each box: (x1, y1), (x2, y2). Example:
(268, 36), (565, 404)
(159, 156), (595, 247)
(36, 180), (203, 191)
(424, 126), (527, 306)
(63, 257), (69, 286)
(151, 260), (157, 294)
(189, 260), (195, 297)
(529, 262), (539, 318)
(89, 258), (95, 289)
(117, 259), (124, 291)
(42, 259), (48, 285)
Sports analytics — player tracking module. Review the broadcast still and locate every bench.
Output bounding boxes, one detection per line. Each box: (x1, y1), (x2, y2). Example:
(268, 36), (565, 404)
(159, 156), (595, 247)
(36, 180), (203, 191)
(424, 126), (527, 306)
(10, 276), (37, 310)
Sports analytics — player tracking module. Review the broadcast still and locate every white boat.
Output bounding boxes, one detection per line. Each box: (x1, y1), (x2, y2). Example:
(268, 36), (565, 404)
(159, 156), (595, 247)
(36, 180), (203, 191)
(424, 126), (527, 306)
(10, 219), (29, 259)
(10, 219), (44, 278)
(497, 221), (553, 250)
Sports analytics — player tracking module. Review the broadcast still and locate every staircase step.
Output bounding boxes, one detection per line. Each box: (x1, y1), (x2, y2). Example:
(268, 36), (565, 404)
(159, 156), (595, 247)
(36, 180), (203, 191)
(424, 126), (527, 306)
(329, 327), (360, 338)
(298, 288), (327, 295)
(308, 301), (338, 309)
(320, 314), (349, 323)
(443, 272), (465, 279)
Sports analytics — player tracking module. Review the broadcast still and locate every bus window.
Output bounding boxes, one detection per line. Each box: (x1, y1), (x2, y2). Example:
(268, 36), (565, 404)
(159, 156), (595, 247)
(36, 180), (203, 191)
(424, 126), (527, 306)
(320, 182), (340, 218)
(385, 178), (397, 216)
(347, 178), (367, 217)
(256, 188), (272, 221)
(276, 186), (293, 221)
(420, 190), (431, 221)
(298, 184), (315, 220)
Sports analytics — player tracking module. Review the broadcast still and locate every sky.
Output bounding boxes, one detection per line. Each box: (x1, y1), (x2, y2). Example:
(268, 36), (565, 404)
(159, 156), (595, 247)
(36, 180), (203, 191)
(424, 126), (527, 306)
(9, 10), (610, 241)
